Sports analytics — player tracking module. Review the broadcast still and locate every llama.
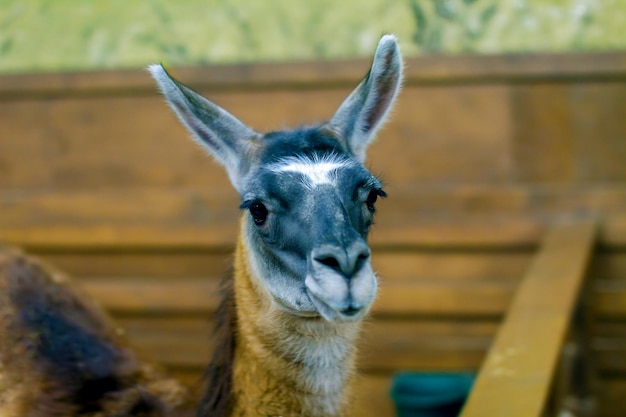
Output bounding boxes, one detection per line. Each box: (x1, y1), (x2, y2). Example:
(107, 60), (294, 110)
(0, 247), (191, 417)
(149, 34), (403, 417)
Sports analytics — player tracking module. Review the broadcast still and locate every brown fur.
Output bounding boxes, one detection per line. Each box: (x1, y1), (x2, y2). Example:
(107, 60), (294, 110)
(198, 218), (363, 417)
(0, 248), (191, 417)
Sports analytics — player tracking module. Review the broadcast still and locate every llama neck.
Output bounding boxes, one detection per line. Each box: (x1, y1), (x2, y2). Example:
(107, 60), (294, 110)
(230, 221), (362, 417)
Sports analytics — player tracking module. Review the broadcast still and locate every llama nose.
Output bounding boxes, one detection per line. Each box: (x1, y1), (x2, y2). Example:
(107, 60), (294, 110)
(312, 241), (371, 278)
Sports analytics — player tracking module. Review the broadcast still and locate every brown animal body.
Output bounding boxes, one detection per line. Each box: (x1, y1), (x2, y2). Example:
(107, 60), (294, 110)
(0, 249), (189, 417)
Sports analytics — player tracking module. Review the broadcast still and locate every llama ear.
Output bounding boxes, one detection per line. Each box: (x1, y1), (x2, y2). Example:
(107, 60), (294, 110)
(328, 34), (403, 162)
(148, 64), (260, 191)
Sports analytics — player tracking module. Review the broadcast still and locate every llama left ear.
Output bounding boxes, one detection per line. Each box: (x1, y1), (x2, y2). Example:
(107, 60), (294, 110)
(148, 64), (260, 191)
(328, 34), (403, 162)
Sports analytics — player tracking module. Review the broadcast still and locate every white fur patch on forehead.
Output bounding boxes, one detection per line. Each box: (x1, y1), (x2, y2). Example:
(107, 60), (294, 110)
(269, 154), (356, 189)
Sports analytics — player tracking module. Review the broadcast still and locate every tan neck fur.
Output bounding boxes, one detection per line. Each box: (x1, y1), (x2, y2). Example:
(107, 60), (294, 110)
(230, 217), (362, 417)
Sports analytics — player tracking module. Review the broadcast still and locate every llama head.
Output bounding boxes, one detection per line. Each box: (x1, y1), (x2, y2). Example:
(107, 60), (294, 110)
(149, 35), (403, 322)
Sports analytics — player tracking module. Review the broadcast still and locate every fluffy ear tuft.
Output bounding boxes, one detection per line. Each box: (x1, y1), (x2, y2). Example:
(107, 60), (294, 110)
(148, 64), (260, 191)
(328, 34), (403, 161)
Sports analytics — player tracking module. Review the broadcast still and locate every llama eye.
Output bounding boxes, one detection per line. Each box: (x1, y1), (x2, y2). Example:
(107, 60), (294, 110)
(366, 190), (379, 212)
(249, 202), (268, 225)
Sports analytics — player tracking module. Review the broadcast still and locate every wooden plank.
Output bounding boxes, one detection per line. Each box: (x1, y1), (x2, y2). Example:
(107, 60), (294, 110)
(596, 378), (626, 417)
(374, 280), (515, 318)
(594, 321), (626, 338)
(356, 374), (395, 417)
(512, 83), (626, 183)
(1, 53), (625, 98)
(0, 97), (233, 190)
(589, 252), (626, 280)
(0, 187), (549, 251)
(593, 323), (626, 376)
(6, 187), (626, 230)
(459, 221), (596, 417)
(36, 251), (233, 279)
(376, 184), (626, 217)
(399, 53), (626, 84)
(511, 84), (575, 182)
(360, 320), (493, 372)
(374, 251), (530, 282)
(595, 342), (626, 376)
(9, 188), (626, 250)
(0, 217), (544, 251)
(0, 85), (512, 189)
(569, 84), (626, 182)
(366, 85), (513, 185)
(595, 281), (626, 319)
(79, 278), (221, 314)
(602, 214), (626, 248)
(3, 82), (624, 191)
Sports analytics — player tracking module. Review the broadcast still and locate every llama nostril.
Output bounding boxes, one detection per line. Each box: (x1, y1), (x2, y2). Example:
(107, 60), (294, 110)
(315, 255), (342, 272)
(318, 256), (340, 269)
(356, 252), (370, 269)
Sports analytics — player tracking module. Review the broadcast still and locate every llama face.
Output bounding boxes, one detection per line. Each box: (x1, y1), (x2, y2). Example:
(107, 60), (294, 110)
(150, 34), (402, 323)
(239, 128), (385, 321)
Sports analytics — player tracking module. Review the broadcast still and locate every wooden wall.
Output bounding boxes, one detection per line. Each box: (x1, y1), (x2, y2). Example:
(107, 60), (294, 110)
(1, 52), (626, 416)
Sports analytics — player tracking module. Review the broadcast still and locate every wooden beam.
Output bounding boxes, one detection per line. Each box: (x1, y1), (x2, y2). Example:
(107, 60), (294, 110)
(459, 221), (596, 417)
(1, 52), (625, 98)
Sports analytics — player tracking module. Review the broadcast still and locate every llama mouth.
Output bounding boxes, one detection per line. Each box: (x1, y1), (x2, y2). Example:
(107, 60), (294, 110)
(340, 306), (363, 317)
(305, 289), (365, 322)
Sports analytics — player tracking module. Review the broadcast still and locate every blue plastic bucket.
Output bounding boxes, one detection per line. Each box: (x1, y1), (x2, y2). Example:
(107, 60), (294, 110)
(390, 372), (474, 417)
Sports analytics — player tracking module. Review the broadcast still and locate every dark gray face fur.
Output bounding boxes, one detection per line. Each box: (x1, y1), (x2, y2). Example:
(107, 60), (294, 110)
(239, 128), (386, 320)
(149, 35), (403, 322)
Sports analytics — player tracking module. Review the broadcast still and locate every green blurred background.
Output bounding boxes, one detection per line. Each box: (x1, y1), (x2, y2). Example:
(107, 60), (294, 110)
(1, 0), (625, 74)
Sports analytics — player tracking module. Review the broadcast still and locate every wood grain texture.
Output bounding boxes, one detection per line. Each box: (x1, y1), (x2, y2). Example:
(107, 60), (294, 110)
(512, 83), (626, 183)
(2, 53), (624, 192)
(7, 188), (626, 250)
(1, 52), (625, 97)
(93, 314), (626, 376)
(0, 194), (547, 250)
(1, 53), (625, 415)
(0, 85), (512, 189)
(459, 221), (596, 417)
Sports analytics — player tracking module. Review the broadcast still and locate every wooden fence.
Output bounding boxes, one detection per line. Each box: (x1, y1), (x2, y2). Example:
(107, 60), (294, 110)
(1, 51), (626, 416)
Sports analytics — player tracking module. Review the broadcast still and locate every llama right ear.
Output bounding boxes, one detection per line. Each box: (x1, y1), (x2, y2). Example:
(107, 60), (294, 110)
(148, 64), (260, 191)
(328, 35), (403, 162)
